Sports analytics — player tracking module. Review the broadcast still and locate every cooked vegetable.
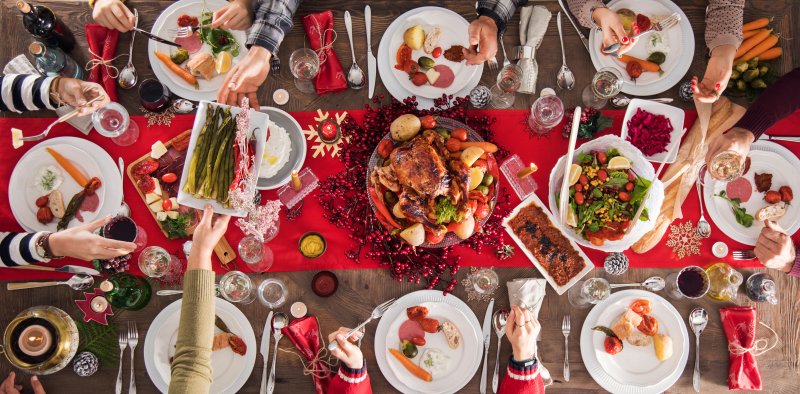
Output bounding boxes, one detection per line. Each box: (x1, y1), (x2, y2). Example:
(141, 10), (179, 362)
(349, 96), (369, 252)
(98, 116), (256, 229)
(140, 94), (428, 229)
(401, 340), (418, 358)
(170, 49), (190, 64)
(625, 108), (673, 156)
(403, 25), (425, 50)
(742, 17), (771, 32)
(389, 348), (432, 382)
(756, 47), (782, 61)
(617, 55), (662, 73)
(434, 197), (462, 225)
(58, 177), (102, 230)
(646, 52), (666, 65)
(155, 51), (199, 89)
(390, 114), (422, 141)
(369, 187), (401, 228)
(45, 147), (88, 187)
(451, 215), (475, 240)
(399, 223), (425, 246)
(460, 146), (485, 167)
(183, 105), (236, 204)
(735, 29), (772, 58)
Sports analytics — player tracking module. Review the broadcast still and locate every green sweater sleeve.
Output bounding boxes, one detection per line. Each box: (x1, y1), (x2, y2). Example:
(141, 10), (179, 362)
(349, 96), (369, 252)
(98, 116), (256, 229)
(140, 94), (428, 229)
(168, 269), (216, 394)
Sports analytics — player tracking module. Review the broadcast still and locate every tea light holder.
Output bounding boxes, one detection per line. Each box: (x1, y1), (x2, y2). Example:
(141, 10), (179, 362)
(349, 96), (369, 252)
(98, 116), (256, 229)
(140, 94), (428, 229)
(273, 89), (289, 105)
(500, 154), (538, 200)
(277, 168), (319, 209)
(75, 289), (114, 325)
(317, 118), (341, 144)
(18, 325), (52, 357)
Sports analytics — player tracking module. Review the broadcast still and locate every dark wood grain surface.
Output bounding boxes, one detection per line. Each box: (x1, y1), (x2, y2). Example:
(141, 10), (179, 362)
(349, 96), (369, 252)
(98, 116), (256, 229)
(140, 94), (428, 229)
(1, 1), (799, 393)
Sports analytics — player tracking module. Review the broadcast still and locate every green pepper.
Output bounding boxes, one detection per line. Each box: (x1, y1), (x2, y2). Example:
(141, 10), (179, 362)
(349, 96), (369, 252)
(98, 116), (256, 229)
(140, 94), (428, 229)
(476, 185), (489, 196)
(401, 340), (418, 358)
(417, 56), (435, 69)
(481, 174), (494, 186)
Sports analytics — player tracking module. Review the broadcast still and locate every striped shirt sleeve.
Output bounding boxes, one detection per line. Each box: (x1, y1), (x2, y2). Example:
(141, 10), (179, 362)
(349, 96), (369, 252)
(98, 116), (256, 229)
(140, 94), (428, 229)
(246, 0), (303, 54)
(477, 0), (529, 33)
(0, 74), (57, 113)
(0, 232), (48, 267)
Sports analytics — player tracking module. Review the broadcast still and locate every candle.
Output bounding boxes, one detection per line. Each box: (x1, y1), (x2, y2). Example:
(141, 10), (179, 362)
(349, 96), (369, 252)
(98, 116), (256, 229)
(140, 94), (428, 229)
(91, 296), (109, 313)
(291, 302), (308, 318)
(290, 171), (302, 191)
(18, 325), (52, 357)
(273, 89), (289, 105)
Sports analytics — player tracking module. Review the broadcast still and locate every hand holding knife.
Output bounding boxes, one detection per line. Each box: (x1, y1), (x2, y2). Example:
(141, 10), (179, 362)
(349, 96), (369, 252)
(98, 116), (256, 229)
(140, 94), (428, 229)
(132, 27), (181, 47)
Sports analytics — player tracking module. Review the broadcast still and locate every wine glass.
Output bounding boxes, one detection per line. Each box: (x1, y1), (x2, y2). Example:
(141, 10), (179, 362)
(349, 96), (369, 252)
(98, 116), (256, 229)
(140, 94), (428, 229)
(581, 67), (623, 108)
(257, 278), (287, 309)
(137, 246), (172, 278)
(138, 79), (171, 112)
(708, 150), (745, 182)
(470, 268), (499, 294)
(527, 93), (564, 135)
(238, 236), (274, 273)
(568, 278), (611, 308)
(92, 102), (139, 146)
(489, 64), (523, 109)
(290, 48), (320, 94)
(219, 271), (257, 304)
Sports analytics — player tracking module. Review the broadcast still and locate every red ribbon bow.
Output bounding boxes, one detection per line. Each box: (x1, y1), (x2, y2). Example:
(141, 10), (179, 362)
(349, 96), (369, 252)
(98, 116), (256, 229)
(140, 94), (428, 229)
(301, 11), (347, 95)
(85, 24), (119, 102)
(281, 316), (331, 394)
(720, 306), (762, 390)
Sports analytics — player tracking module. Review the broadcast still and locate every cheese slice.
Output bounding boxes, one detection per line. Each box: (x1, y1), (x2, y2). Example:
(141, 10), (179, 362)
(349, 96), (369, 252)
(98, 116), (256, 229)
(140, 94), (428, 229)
(166, 211), (180, 220)
(156, 211), (168, 221)
(151, 141), (168, 159)
(148, 200), (164, 213)
(145, 193), (160, 204)
(152, 178), (163, 196)
(168, 197), (179, 211)
(11, 128), (23, 149)
(425, 68), (440, 85)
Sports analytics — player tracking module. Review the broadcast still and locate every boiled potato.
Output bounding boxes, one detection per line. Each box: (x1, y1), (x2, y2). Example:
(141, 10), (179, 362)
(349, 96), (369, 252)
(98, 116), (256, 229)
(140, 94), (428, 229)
(653, 333), (673, 361)
(403, 25), (425, 50)
(460, 146), (485, 167)
(469, 167), (485, 190)
(390, 114), (421, 141)
(400, 223), (425, 246)
(453, 215), (475, 240)
(392, 202), (406, 219)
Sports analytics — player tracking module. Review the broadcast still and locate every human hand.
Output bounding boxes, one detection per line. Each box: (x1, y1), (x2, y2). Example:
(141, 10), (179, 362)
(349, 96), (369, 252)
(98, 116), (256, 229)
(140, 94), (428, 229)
(92, 0), (135, 32)
(693, 45), (736, 103)
(190, 205), (230, 263)
(48, 215), (136, 260)
(704, 126), (754, 171)
(463, 16), (498, 65)
(592, 7), (634, 56)
(212, 0), (253, 31)
(755, 220), (797, 272)
(217, 46), (270, 107)
(0, 372), (46, 394)
(328, 327), (364, 370)
(52, 78), (109, 116)
(505, 305), (539, 361)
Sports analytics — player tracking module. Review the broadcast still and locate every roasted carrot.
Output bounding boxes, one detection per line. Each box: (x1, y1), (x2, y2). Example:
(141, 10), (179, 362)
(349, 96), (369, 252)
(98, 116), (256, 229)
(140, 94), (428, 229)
(154, 51), (199, 89)
(46, 147), (88, 187)
(617, 55), (662, 73)
(742, 17), (771, 32)
(738, 34), (779, 62)
(735, 29), (772, 58)
(368, 187), (401, 229)
(757, 47), (783, 61)
(458, 141), (498, 153)
(743, 28), (765, 39)
(389, 348), (433, 382)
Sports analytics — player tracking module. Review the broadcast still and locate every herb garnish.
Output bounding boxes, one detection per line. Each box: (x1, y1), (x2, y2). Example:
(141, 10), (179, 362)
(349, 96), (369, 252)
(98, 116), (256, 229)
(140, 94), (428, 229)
(715, 190), (754, 227)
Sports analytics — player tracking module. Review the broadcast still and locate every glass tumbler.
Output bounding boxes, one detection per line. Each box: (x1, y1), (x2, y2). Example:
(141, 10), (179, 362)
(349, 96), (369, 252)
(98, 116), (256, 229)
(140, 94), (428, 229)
(219, 271), (257, 304)
(290, 48), (320, 94)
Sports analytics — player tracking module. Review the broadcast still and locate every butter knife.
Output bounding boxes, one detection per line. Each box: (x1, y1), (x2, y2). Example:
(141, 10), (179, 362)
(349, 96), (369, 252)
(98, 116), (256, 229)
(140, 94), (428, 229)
(556, 0), (590, 53)
(480, 298), (494, 394)
(260, 311), (273, 394)
(765, 135), (800, 142)
(366, 5), (376, 99)
(132, 27), (181, 47)
(9, 264), (100, 276)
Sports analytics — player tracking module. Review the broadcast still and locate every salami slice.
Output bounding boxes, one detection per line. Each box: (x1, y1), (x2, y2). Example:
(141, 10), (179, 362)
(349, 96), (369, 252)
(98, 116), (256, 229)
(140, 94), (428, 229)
(725, 177), (753, 203)
(432, 65), (455, 88)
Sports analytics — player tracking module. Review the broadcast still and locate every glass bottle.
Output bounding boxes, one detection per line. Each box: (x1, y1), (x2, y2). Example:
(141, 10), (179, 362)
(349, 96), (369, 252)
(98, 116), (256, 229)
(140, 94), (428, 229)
(745, 273), (778, 304)
(99, 273), (152, 311)
(705, 262), (743, 301)
(29, 41), (83, 79)
(17, 1), (75, 53)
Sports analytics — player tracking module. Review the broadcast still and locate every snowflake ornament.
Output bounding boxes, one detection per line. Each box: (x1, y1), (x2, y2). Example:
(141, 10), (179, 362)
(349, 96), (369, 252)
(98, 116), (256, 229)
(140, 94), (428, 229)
(666, 220), (702, 259)
(303, 109), (350, 158)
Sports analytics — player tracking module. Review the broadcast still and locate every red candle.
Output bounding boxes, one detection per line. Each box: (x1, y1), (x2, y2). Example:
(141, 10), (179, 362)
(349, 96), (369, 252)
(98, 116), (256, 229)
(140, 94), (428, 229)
(18, 325), (52, 357)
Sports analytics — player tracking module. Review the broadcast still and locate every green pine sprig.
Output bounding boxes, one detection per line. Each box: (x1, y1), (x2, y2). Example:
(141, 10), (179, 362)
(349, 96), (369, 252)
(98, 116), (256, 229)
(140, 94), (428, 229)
(74, 319), (119, 366)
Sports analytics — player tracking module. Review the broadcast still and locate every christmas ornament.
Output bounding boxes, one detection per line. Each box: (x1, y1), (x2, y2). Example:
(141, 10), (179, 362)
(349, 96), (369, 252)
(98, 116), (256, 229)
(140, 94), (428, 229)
(469, 85), (491, 108)
(666, 220), (702, 259)
(461, 267), (496, 302)
(604, 252), (630, 275)
(303, 109), (350, 158)
(94, 253), (131, 275)
(678, 80), (694, 102)
(496, 244), (515, 260)
(139, 105), (176, 127)
(72, 351), (99, 377)
(75, 289), (114, 325)
(562, 107), (612, 139)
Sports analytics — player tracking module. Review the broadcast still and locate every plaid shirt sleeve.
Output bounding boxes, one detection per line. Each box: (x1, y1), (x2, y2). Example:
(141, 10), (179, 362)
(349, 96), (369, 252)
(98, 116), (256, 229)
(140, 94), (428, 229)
(477, 0), (529, 32)
(247, 0), (303, 54)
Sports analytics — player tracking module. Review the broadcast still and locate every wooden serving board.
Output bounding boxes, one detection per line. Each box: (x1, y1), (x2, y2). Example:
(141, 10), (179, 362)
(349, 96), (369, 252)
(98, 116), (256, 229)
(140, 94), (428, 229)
(126, 129), (236, 265)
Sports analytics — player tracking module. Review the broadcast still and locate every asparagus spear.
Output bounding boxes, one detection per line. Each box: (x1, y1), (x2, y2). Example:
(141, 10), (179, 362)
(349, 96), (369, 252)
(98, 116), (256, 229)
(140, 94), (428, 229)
(184, 106), (214, 193)
(194, 107), (223, 195)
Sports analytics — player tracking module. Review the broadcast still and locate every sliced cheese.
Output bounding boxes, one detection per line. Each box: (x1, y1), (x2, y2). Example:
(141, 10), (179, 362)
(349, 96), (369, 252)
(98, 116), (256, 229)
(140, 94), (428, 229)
(425, 68), (440, 85)
(166, 211), (180, 220)
(156, 211), (168, 221)
(151, 140), (168, 159)
(11, 128), (23, 149)
(152, 178), (163, 196)
(145, 193), (160, 204)
(148, 200), (164, 213)
(168, 197), (179, 210)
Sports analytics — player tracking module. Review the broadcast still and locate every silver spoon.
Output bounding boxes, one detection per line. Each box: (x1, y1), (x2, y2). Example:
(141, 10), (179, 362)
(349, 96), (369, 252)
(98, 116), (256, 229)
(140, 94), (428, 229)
(343, 11), (365, 90)
(117, 157), (131, 217)
(7, 273), (94, 291)
(689, 308), (708, 393)
(556, 12), (575, 90)
(157, 286), (219, 296)
(695, 178), (712, 238)
(118, 9), (139, 89)
(266, 312), (287, 394)
(491, 310), (508, 393)
(611, 95), (673, 107)
(609, 276), (666, 291)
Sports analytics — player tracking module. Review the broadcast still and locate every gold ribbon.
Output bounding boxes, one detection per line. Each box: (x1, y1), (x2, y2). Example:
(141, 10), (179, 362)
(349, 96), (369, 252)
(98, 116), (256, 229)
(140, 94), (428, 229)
(308, 15), (337, 66)
(728, 321), (780, 356)
(85, 48), (126, 79)
(276, 332), (337, 379)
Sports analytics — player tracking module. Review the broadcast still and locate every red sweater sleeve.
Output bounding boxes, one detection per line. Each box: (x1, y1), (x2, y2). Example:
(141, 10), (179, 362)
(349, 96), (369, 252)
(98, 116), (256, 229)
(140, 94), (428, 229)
(734, 67), (800, 140)
(498, 356), (545, 394)
(327, 363), (372, 394)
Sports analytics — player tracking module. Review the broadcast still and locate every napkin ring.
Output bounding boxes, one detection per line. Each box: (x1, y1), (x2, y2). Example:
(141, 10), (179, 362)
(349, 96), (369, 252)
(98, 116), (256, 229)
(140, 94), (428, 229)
(511, 45), (535, 60)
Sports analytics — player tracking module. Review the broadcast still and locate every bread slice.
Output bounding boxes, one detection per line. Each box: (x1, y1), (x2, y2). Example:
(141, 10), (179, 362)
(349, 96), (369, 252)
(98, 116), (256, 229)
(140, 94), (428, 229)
(423, 27), (441, 54)
(755, 203), (787, 221)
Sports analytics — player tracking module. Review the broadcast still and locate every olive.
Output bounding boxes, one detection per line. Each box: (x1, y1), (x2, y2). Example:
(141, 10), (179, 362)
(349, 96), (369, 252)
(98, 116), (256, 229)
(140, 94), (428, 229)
(417, 56), (435, 69)
(476, 185), (489, 195)
(481, 174), (494, 186)
(401, 340), (418, 358)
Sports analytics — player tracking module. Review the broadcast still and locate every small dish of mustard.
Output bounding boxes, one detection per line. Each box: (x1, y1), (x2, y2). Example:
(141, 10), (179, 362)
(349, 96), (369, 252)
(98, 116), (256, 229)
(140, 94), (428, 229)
(299, 232), (326, 258)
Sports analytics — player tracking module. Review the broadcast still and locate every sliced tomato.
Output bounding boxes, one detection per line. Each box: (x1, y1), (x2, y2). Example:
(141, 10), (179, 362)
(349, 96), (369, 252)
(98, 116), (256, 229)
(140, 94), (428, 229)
(637, 315), (658, 336)
(396, 43), (412, 68)
(486, 154), (499, 180)
(630, 299), (652, 316)
(604, 336), (623, 355)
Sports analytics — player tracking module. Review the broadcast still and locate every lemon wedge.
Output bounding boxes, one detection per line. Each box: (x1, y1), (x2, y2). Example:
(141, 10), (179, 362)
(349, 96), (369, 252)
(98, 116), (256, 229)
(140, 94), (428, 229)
(608, 156), (632, 170)
(567, 163), (582, 185)
(215, 51), (233, 74)
(566, 205), (577, 227)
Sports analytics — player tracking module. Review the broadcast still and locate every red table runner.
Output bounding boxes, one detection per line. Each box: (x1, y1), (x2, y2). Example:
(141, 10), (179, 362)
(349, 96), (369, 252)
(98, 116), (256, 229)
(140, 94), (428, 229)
(3, 108), (800, 281)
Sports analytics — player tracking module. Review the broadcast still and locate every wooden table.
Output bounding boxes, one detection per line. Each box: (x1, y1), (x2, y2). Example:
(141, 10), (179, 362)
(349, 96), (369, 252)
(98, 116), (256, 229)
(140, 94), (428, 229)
(1, 1), (799, 393)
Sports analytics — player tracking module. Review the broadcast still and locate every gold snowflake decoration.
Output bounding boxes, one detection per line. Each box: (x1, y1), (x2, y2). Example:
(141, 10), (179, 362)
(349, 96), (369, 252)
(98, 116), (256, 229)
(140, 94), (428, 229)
(302, 109), (350, 158)
(139, 106), (176, 127)
(666, 220), (702, 259)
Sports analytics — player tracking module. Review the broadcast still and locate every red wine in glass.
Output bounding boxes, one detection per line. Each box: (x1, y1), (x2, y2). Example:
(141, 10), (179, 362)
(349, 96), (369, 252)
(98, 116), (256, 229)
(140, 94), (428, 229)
(139, 79), (171, 112)
(677, 268), (708, 298)
(103, 216), (138, 243)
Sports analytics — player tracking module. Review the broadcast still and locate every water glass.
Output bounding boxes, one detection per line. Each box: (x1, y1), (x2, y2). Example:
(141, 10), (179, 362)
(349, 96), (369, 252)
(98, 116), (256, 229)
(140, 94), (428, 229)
(489, 64), (523, 109)
(568, 277), (611, 308)
(219, 271), (257, 304)
(92, 102), (139, 146)
(470, 268), (499, 294)
(257, 278), (287, 309)
(581, 67), (623, 108)
(527, 94), (564, 135)
(238, 236), (274, 273)
(708, 150), (745, 182)
(138, 246), (172, 278)
(138, 79), (171, 112)
(289, 48), (320, 94)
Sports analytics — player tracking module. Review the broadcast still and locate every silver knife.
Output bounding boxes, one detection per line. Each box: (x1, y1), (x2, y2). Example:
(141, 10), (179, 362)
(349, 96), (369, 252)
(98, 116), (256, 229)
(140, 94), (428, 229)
(479, 298), (494, 394)
(132, 27), (181, 47)
(9, 264), (101, 276)
(557, 0), (590, 53)
(260, 311), (273, 394)
(366, 5), (377, 99)
(766, 135), (800, 142)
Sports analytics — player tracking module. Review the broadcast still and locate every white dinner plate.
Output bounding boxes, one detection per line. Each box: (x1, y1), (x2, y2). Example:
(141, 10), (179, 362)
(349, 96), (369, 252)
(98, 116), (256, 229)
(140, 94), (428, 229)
(143, 298), (257, 394)
(9, 137), (121, 232)
(256, 106), (306, 190)
(580, 290), (689, 393)
(148, 0), (249, 101)
(375, 290), (482, 394)
(378, 6), (483, 110)
(588, 0), (694, 96)
(620, 99), (685, 163)
(703, 141), (800, 245)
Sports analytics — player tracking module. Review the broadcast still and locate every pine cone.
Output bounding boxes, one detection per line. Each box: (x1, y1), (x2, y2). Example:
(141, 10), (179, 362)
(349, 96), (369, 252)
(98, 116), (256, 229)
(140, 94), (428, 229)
(73, 351), (99, 377)
(604, 252), (629, 276)
(469, 86), (491, 109)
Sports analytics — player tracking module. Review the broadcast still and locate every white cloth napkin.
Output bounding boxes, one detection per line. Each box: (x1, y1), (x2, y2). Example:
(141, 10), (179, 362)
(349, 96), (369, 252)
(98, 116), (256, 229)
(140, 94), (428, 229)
(517, 6), (552, 94)
(506, 278), (552, 386)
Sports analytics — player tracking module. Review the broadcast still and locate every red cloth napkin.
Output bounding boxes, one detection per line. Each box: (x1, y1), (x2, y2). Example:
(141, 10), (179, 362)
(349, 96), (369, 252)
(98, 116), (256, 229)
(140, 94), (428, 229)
(281, 316), (331, 394)
(301, 11), (347, 95)
(720, 306), (762, 390)
(85, 24), (119, 102)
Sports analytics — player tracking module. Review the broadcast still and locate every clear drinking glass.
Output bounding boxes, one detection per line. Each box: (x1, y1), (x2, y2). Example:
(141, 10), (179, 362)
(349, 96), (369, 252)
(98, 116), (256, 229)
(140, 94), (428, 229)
(527, 94), (564, 135)
(238, 236), (274, 273)
(92, 102), (139, 146)
(290, 48), (320, 94)
(489, 64), (523, 109)
(581, 67), (623, 108)
(257, 278), (287, 309)
(470, 268), (499, 294)
(568, 278), (611, 308)
(137, 246), (172, 278)
(708, 150), (745, 182)
(665, 266), (710, 300)
(219, 271), (257, 304)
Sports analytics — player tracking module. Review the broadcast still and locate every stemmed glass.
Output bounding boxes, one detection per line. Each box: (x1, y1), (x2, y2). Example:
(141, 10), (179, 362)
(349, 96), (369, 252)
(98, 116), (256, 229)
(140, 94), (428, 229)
(91, 102), (139, 146)
(238, 236), (275, 273)
(290, 48), (320, 94)
(708, 150), (745, 182)
(581, 67), (623, 109)
(568, 278), (611, 308)
(219, 271), (257, 304)
(527, 92), (564, 135)
(489, 64), (523, 109)
(137, 246), (179, 278)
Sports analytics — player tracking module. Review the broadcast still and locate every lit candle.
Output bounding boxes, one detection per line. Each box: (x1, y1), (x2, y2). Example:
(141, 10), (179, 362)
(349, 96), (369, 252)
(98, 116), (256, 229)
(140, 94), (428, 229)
(291, 302), (307, 318)
(18, 325), (52, 357)
(273, 89), (289, 105)
(91, 296), (109, 313)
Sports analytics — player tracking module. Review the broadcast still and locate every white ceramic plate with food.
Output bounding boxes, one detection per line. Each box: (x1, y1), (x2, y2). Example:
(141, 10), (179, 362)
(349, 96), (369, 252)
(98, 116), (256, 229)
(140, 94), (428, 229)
(144, 298), (256, 394)
(620, 99), (685, 163)
(502, 192), (594, 295)
(375, 290), (481, 394)
(148, 0), (249, 101)
(703, 141), (800, 245)
(256, 106), (306, 190)
(9, 137), (121, 232)
(580, 290), (689, 393)
(378, 6), (483, 110)
(588, 0), (693, 96)
(177, 100), (267, 216)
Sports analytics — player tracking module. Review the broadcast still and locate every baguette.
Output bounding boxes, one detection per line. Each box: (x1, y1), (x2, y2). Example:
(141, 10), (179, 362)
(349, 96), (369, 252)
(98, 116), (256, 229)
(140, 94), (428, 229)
(755, 204), (787, 221)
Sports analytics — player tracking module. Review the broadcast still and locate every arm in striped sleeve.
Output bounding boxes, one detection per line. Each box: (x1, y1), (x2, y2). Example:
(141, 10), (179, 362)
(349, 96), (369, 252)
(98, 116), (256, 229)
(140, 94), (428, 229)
(0, 232), (48, 267)
(0, 74), (58, 113)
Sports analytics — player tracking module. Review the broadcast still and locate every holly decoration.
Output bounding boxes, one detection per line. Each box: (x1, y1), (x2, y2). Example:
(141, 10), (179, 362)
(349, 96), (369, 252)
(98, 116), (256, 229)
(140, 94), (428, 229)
(496, 244), (515, 260)
(562, 107), (613, 140)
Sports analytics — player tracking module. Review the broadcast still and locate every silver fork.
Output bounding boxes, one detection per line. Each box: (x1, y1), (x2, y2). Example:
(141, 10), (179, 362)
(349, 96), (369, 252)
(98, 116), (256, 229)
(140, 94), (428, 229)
(562, 316), (570, 382)
(116, 327), (128, 394)
(128, 321), (139, 394)
(327, 298), (396, 351)
(499, 31), (510, 67)
(733, 250), (756, 260)
(357, 326), (365, 348)
(602, 13), (681, 54)
(168, 24), (210, 38)
(270, 49), (281, 75)
(486, 53), (498, 72)
(17, 94), (106, 144)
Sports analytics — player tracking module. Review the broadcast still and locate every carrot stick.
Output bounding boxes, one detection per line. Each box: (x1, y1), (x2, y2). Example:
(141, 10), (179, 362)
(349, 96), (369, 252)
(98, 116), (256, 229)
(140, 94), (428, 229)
(742, 17), (771, 32)
(735, 29), (772, 58)
(617, 55), (661, 73)
(737, 35), (779, 62)
(743, 28), (765, 39)
(757, 47), (783, 61)
(368, 187), (401, 229)
(389, 348), (433, 382)
(154, 51), (199, 89)
(458, 141), (498, 153)
(46, 147), (88, 187)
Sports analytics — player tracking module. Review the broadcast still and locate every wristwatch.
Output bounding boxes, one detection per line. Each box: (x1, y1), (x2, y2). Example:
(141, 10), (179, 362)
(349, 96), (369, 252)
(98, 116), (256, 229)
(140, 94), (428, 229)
(35, 232), (63, 260)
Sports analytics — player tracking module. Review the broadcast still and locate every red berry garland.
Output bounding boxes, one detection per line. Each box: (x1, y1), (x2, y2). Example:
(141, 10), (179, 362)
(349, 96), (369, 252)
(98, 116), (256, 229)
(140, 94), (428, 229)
(317, 94), (512, 293)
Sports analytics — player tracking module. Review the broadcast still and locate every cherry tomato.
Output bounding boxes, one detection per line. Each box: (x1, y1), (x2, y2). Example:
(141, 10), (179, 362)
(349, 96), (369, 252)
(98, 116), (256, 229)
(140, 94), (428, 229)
(765, 190), (781, 204)
(598, 169), (608, 182)
(579, 175), (589, 186)
(431, 47), (442, 58)
(574, 184), (583, 192)
(161, 173), (178, 183)
(472, 159), (488, 171)
(450, 128), (468, 142)
(780, 186), (793, 202)
(425, 231), (446, 244)
(597, 151), (607, 164)
(630, 299), (652, 316)
(575, 192), (585, 205)
(475, 202), (491, 220)
(377, 139), (395, 159)
(604, 336), (623, 355)
(410, 337), (426, 346)
(627, 170), (635, 182)
(626, 61), (643, 80)
(625, 182), (634, 192)
(162, 199), (173, 211)
(403, 60), (420, 74)
(420, 115), (436, 129)
(619, 191), (631, 202)
(637, 315), (658, 336)
(35, 196), (49, 207)
(636, 14), (652, 31)
(445, 138), (461, 152)
(410, 71), (427, 86)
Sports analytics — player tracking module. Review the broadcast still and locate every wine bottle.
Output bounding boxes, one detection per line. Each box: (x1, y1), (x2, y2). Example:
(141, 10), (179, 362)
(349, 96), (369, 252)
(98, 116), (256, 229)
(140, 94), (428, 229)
(99, 273), (152, 311)
(17, 0), (75, 53)
(29, 42), (83, 80)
